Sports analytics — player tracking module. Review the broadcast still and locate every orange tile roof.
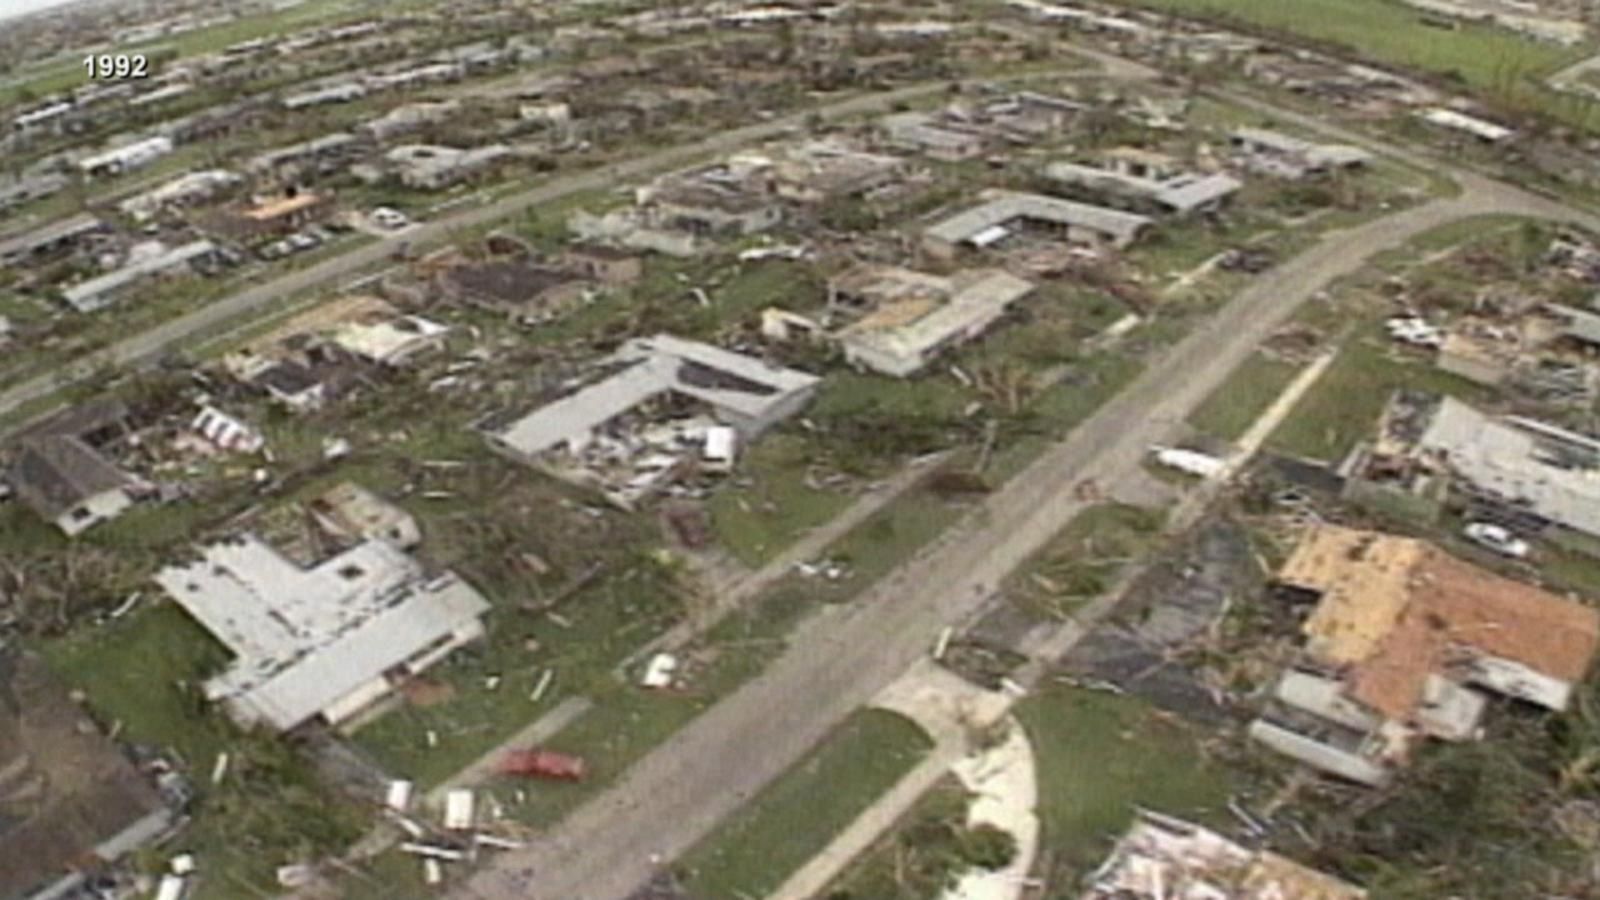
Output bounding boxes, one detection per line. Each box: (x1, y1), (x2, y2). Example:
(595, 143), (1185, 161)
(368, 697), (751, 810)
(1282, 526), (1600, 722)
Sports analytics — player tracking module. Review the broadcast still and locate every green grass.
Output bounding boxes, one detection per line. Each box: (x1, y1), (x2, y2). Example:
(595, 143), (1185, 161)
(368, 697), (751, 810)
(1264, 336), (1496, 462)
(821, 778), (980, 900)
(1006, 503), (1170, 619)
(677, 709), (934, 899)
(1188, 351), (1301, 442)
(708, 434), (856, 566)
(36, 602), (369, 898)
(1018, 685), (1233, 880)
(1108, 0), (1595, 126)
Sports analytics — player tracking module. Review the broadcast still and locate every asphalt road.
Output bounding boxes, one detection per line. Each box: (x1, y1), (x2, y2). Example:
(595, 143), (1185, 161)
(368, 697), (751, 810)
(452, 159), (1595, 899)
(0, 81), (966, 431)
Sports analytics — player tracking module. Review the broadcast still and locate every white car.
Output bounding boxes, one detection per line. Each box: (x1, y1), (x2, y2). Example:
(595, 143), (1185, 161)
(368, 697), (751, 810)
(1385, 316), (1443, 348)
(1464, 522), (1529, 559)
(371, 207), (410, 230)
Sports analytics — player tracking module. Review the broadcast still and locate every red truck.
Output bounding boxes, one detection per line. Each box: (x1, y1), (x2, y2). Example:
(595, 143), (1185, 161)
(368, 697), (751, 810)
(498, 749), (587, 782)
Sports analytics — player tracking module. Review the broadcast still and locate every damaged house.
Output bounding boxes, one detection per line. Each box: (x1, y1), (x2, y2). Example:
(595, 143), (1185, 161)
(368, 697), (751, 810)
(484, 334), (819, 507)
(223, 296), (446, 410)
(6, 399), (144, 537)
(1, 652), (177, 900)
(1085, 809), (1367, 899)
(765, 263), (1035, 377)
(1044, 147), (1241, 217)
(1250, 525), (1600, 786)
(155, 529), (490, 733)
(922, 189), (1153, 259)
(1348, 392), (1600, 547)
(1229, 127), (1373, 180)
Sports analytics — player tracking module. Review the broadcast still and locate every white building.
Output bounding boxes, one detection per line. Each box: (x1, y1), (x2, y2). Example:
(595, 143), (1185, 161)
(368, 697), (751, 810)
(78, 136), (174, 178)
(61, 240), (220, 314)
(488, 334), (820, 460)
(828, 265), (1036, 377)
(1229, 127), (1374, 179)
(119, 169), (242, 222)
(156, 535), (490, 732)
(923, 189), (1153, 258)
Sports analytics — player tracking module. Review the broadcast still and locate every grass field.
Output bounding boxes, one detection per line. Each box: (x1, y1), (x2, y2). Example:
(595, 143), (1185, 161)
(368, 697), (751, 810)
(1188, 352), (1301, 443)
(37, 602), (369, 898)
(1264, 335), (1496, 462)
(1109, 0), (1591, 121)
(1017, 685), (1233, 882)
(676, 709), (933, 899)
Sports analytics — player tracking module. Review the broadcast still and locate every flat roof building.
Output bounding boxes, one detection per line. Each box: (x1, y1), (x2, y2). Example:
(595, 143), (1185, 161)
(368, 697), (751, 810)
(489, 334), (820, 461)
(78, 136), (174, 178)
(156, 534), (490, 732)
(1230, 127), (1373, 179)
(923, 189), (1153, 258)
(0, 173), (68, 213)
(0, 214), (107, 266)
(828, 264), (1036, 376)
(61, 240), (220, 314)
(1045, 151), (1241, 216)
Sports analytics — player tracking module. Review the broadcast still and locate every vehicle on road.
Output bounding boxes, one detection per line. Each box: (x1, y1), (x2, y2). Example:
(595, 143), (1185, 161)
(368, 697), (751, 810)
(1464, 522), (1530, 559)
(371, 206), (410, 230)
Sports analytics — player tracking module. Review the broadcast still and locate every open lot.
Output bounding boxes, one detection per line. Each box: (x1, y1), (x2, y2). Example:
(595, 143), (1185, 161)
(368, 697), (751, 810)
(1110, 0), (1594, 124)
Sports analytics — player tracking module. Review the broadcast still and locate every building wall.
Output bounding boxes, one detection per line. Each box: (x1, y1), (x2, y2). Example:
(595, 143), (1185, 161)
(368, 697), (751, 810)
(53, 488), (132, 537)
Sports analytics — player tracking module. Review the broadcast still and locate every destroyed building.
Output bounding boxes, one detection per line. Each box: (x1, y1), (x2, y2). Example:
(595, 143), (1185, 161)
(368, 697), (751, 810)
(1084, 810), (1367, 899)
(379, 144), (513, 191)
(438, 258), (593, 323)
(118, 169), (243, 223)
(1044, 147), (1241, 216)
(155, 531), (490, 732)
(1349, 392), (1600, 546)
(0, 214), (109, 267)
(641, 163), (784, 236)
(5, 399), (142, 537)
(223, 296), (443, 410)
(1229, 127), (1372, 180)
(1, 652), (176, 900)
(61, 240), (223, 314)
(484, 334), (819, 507)
(766, 263), (1036, 377)
(1250, 525), (1600, 786)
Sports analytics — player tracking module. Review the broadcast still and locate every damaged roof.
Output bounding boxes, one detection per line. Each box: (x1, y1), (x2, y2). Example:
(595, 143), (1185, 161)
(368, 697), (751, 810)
(9, 435), (131, 521)
(1280, 525), (1600, 721)
(490, 334), (818, 458)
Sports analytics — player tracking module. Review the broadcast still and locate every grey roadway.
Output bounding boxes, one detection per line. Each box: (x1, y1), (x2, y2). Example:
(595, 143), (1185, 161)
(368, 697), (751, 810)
(450, 120), (1600, 900)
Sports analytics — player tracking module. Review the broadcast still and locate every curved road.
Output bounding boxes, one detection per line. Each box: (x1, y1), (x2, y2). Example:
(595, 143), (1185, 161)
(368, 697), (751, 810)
(450, 149), (1599, 900)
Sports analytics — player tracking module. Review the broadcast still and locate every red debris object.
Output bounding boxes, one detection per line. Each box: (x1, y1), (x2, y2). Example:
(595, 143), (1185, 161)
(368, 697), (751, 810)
(498, 749), (587, 782)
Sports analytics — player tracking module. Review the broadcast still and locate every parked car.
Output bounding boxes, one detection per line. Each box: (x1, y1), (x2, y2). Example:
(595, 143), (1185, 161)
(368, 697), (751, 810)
(498, 748), (586, 781)
(1385, 315), (1443, 348)
(371, 206), (410, 230)
(1464, 522), (1530, 559)
(287, 232), (320, 252)
(1219, 247), (1275, 274)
